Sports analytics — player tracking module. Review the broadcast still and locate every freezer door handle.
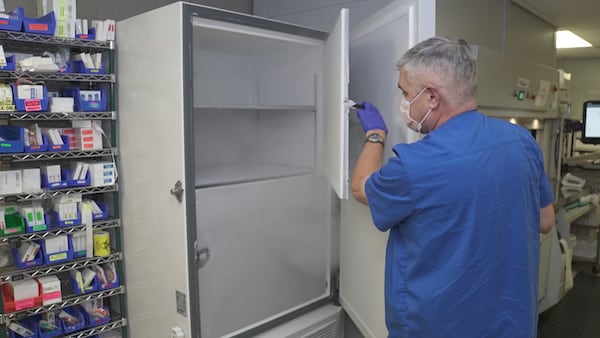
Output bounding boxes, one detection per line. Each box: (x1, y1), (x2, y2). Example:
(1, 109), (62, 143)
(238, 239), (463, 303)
(195, 240), (210, 268)
(170, 180), (184, 202)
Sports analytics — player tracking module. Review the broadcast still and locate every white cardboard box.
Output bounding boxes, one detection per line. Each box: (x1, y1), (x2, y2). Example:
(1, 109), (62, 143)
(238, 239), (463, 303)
(89, 162), (115, 187)
(41, 165), (61, 184)
(0, 170), (22, 195)
(38, 0), (76, 20)
(8, 279), (39, 301)
(21, 168), (41, 194)
(37, 275), (62, 305)
(55, 19), (76, 38)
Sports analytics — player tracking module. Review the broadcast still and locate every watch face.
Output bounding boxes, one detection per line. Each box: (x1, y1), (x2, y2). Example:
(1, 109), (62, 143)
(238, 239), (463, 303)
(367, 133), (384, 143)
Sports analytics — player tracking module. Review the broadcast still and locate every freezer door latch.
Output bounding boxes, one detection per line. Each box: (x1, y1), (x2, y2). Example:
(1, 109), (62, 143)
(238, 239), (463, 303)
(194, 240), (210, 269)
(170, 180), (184, 202)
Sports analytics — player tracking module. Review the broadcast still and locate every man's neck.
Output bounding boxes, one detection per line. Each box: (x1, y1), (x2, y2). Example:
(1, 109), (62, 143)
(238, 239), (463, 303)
(432, 100), (477, 131)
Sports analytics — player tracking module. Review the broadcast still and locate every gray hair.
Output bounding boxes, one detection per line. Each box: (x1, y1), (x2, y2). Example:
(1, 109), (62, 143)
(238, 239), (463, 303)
(397, 37), (477, 106)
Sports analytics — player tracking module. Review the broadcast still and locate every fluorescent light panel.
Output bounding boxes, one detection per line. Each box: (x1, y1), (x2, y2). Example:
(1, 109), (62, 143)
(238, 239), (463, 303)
(556, 30), (592, 49)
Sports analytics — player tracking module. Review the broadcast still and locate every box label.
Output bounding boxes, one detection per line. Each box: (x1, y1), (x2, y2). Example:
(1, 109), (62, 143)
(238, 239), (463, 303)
(24, 99), (42, 112)
(28, 23), (49, 31)
(49, 252), (67, 262)
(33, 225), (46, 232)
(43, 291), (61, 302)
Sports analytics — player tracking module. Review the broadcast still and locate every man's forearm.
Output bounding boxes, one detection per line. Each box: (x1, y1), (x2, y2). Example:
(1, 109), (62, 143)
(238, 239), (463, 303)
(351, 130), (386, 204)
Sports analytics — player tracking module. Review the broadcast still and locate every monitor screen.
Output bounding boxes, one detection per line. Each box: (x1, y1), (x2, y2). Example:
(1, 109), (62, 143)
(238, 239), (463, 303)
(582, 101), (600, 144)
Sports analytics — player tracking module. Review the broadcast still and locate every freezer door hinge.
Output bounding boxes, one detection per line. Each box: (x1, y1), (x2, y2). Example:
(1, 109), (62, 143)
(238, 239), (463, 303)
(194, 240), (210, 269)
(331, 270), (340, 306)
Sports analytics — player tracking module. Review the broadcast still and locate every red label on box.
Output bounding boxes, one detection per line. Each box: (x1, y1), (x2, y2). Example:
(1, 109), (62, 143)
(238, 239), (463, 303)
(28, 23), (48, 31)
(83, 136), (94, 142)
(0, 20), (8, 25)
(24, 99), (42, 112)
(15, 298), (34, 311)
(81, 129), (93, 135)
(43, 291), (61, 301)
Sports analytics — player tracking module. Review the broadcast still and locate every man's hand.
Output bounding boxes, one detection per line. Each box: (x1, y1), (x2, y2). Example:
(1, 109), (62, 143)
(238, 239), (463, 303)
(356, 101), (388, 134)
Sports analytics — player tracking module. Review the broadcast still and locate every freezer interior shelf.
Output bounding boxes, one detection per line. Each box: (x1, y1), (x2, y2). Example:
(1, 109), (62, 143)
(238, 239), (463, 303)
(195, 164), (314, 187)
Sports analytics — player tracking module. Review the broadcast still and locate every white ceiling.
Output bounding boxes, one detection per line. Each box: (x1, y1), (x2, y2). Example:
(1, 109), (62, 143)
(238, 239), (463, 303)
(512, 0), (600, 59)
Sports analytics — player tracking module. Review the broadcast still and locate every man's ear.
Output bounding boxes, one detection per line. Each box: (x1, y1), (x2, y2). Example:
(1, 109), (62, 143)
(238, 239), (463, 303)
(426, 86), (440, 109)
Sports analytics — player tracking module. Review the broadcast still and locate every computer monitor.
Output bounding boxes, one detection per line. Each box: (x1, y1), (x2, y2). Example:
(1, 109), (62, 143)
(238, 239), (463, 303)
(582, 100), (600, 144)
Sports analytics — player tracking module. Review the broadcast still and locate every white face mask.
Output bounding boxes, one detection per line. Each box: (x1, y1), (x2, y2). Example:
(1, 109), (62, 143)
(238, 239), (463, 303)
(400, 87), (432, 134)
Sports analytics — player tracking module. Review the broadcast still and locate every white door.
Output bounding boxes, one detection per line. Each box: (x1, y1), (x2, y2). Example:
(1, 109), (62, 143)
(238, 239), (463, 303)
(117, 3), (192, 337)
(340, 1), (435, 337)
(324, 8), (350, 200)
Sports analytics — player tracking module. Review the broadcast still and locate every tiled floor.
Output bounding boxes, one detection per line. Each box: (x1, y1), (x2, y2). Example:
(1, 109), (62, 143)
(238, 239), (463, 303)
(537, 266), (600, 338)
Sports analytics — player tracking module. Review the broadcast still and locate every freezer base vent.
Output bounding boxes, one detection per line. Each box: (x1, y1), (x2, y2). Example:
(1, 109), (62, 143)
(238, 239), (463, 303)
(257, 304), (341, 338)
(303, 320), (337, 338)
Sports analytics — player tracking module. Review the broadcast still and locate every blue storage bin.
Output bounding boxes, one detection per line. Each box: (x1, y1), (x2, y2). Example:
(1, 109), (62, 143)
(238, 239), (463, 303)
(0, 7), (24, 32)
(75, 27), (95, 40)
(11, 83), (49, 112)
(72, 248), (86, 259)
(57, 60), (72, 74)
(40, 172), (68, 190)
(47, 135), (69, 152)
(11, 244), (44, 269)
(60, 87), (107, 112)
(92, 201), (109, 221)
(82, 306), (110, 327)
(22, 11), (55, 35)
(32, 314), (62, 338)
(25, 213), (50, 233)
(98, 269), (119, 291)
(8, 318), (37, 338)
(24, 135), (49, 153)
(49, 209), (81, 228)
(0, 55), (16, 71)
(41, 235), (73, 265)
(64, 168), (91, 188)
(0, 126), (24, 153)
(59, 306), (85, 334)
(74, 60), (105, 74)
(70, 272), (98, 295)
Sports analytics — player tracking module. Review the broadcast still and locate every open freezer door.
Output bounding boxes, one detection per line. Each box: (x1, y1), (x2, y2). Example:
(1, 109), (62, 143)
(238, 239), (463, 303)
(323, 8), (349, 200)
(340, 1), (435, 337)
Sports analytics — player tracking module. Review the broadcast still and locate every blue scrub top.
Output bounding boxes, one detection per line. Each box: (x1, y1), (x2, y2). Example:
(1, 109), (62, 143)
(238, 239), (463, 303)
(365, 110), (554, 338)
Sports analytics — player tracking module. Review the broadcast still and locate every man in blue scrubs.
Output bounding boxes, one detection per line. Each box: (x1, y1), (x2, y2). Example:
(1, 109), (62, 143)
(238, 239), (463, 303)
(352, 37), (555, 338)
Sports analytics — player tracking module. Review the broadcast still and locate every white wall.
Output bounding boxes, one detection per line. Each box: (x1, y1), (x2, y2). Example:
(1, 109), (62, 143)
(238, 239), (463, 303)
(436, 0), (556, 67)
(504, 2), (556, 67)
(255, 0), (556, 67)
(558, 58), (600, 119)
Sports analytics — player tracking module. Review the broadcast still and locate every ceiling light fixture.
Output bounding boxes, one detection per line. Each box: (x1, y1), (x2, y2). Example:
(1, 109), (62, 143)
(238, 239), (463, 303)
(556, 30), (593, 49)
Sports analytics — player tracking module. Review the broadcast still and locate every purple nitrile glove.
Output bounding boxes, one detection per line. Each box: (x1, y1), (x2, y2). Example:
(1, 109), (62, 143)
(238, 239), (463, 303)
(356, 101), (388, 134)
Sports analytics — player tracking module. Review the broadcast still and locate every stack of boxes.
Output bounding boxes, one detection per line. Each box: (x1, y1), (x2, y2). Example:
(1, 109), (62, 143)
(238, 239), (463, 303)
(62, 120), (102, 151)
(37, 0), (116, 41)
(37, 0), (76, 39)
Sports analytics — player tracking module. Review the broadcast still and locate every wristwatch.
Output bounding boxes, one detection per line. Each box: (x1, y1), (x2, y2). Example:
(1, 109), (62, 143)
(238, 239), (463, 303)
(365, 133), (385, 145)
